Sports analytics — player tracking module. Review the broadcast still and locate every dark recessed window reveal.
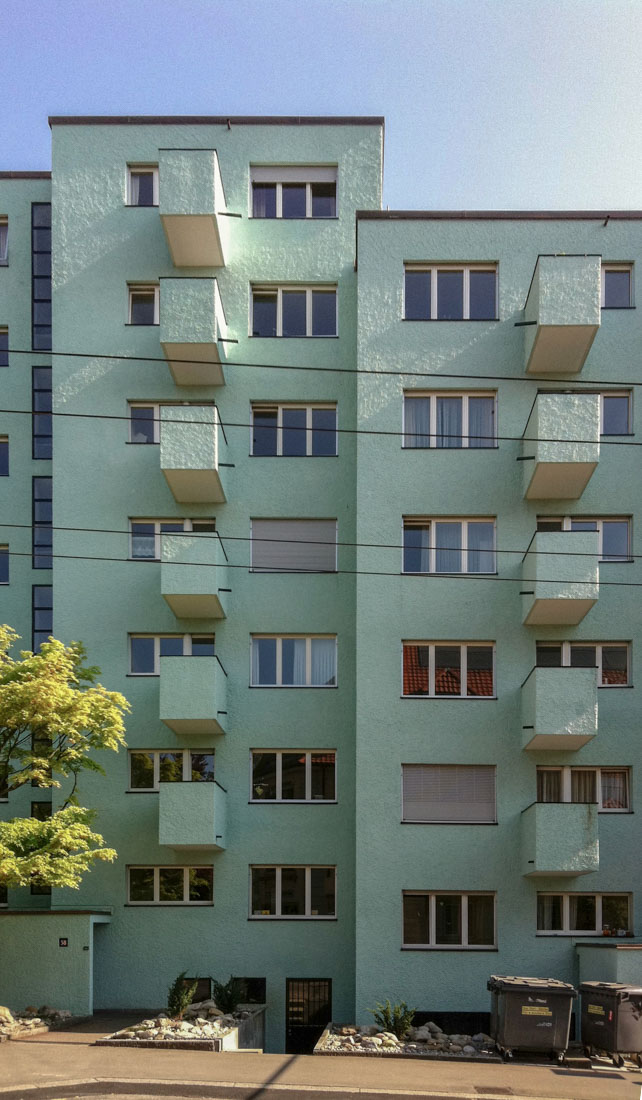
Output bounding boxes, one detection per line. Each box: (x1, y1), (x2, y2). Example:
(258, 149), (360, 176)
(32, 204), (52, 351)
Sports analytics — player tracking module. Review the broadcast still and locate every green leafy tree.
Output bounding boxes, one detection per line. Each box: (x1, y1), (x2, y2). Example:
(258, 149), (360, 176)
(0, 626), (129, 889)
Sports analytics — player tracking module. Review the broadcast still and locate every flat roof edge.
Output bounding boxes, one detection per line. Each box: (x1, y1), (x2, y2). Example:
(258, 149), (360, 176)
(48, 115), (385, 128)
(0, 171), (51, 180)
(357, 209), (642, 221)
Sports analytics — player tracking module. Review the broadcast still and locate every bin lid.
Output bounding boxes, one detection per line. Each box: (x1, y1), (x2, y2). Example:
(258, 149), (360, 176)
(580, 981), (642, 997)
(488, 975), (576, 995)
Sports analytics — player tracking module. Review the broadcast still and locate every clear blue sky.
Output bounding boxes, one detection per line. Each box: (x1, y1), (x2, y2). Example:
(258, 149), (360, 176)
(3, 0), (642, 209)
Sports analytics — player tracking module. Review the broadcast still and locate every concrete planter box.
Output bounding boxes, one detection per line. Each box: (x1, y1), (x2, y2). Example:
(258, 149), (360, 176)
(314, 1024), (499, 1062)
(97, 1006), (265, 1052)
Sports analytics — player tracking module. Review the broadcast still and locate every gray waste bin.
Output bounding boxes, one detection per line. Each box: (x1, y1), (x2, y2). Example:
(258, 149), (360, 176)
(581, 981), (642, 1066)
(487, 975), (576, 1061)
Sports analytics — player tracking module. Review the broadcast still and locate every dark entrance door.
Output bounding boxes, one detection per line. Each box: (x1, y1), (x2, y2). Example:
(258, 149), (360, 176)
(285, 978), (332, 1053)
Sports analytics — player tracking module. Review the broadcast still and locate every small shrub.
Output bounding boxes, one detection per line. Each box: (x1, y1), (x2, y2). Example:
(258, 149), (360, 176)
(212, 975), (244, 1014)
(368, 999), (416, 1039)
(167, 971), (198, 1019)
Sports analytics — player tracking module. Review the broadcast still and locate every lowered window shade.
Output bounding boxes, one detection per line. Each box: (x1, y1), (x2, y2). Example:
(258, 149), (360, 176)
(251, 165), (337, 183)
(402, 764), (496, 823)
(251, 519), (337, 573)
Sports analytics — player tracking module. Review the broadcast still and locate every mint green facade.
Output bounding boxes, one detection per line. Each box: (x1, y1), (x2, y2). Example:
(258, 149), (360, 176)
(2, 119), (642, 1048)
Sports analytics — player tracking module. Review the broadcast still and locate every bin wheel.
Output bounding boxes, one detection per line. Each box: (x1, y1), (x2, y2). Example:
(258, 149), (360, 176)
(502, 1049), (513, 1062)
(584, 1045), (592, 1059)
(636, 1053), (642, 1069)
(556, 1053), (565, 1065)
(613, 1054), (625, 1069)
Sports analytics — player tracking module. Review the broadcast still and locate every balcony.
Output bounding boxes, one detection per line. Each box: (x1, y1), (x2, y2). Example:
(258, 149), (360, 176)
(522, 531), (599, 625)
(159, 655), (226, 735)
(161, 532), (226, 620)
(522, 393), (600, 500)
(521, 802), (599, 876)
(160, 405), (226, 504)
(159, 149), (229, 267)
(521, 666), (598, 750)
(524, 255), (601, 375)
(160, 278), (227, 386)
(158, 781), (226, 850)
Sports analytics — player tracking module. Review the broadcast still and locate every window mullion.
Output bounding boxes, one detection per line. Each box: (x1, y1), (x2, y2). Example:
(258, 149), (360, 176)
(306, 407), (312, 456)
(430, 395), (437, 448)
(153, 755), (159, 788)
(562, 641), (571, 667)
(429, 645), (435, 697)
(462, 397), (470, 448)
(306, 637), (311, 686)
(277, 406), (283, 456)
(462, 522), (468, 573)
(276, 753), (282, 800)
(461, 645), (467, 698)
(276, 639), (282, 687)
(596, 895), (602, 934)
(429, 522), (435, 574)
(305, 867), (311, 917)
(462, 894), (469, 946)
(463, 269), (470, 320)
(430, 894), (436, 946)
(306, 289), (312, 337)
(277, 289), (283, 337)
(562, 768), (571, 803)
(305, 753), (311, 801)
(154, 867), (159, 903)
(430, 269), (437, 320)
(563, 894), (569, 932)
(182, 752), (189, 782)
(306, 184), (312, 219)
(154, 636), (160, 674)
(183, 633), (191, 655)
(154, 405), (160, 443)
(276, 184), (283, 219)
(276, 868), (282, 917)
(596, 645), (603, 684)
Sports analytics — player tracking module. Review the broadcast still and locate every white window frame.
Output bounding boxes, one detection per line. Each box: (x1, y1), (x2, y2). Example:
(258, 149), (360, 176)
(536, 766), (630, 813)
(129, 403), (160, 443)
(129, 518), (215, 559)
(129, 633), (214, 675)
(250, 749), (337, 803)
(251, 634), (337, 688)
(128, 283), (159, 325)
(127, 865), (213, 906)
(128, 748), (215, 791)
(250, 519), (338, 573)
(402, 891), (496, 949)
(600, 391), (632, 435)
(402, 517), (496, 574)
(402, 641), (496, 699)
(249, 865), (336, 919)
(536, 892), (632, 936)
(0, 218), (7, 265)
(402, 391), (497, 449)
(251, 403), (338, 456)
(536, 641), (630, 687)
(601, 264), (633, 308)
(538, 516), (631, 561)
(250, 166), (337, 219)
(251, 285), (337, 337)
(404, 264), (498, 321)
(126, 164), (159, 206)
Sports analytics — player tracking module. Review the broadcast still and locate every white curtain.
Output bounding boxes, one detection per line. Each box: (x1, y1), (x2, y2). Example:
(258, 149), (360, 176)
(537, 895), (562, 930)
(569, 895), (596, 931)
(601, 770), (627, 809)
(311, 638), (336, 685)
(404, 397), (430, 447)
(537, 770), (561, 803)
(129, 175), (140, 206)
(468, 522), (495, 572)
(468, 396), (494, 448)
(435, 522), (461, 572)
(571, 770), (597, 803)
(0, 224), (7, 263)
(436, 397), (462, 447)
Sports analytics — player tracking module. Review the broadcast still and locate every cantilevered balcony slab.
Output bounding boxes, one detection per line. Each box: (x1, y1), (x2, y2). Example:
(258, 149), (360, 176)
(159, 781), (226, 850)
(521, 666), (598, 750)
(160, 655), (226, 736)
(524, 256), (601, 375)
(160, 405), (226, 504)
(160, 278), (227, 386)
(522, 531), (598, 625)
(521, 802), (599, 877)
(523, 393), (600, 499)
(161, 532), (226, 619)
(159, 149), (229, 268)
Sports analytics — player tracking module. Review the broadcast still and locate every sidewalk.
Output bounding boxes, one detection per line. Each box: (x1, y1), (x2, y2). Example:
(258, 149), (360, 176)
(1, 1029), (640, 1100)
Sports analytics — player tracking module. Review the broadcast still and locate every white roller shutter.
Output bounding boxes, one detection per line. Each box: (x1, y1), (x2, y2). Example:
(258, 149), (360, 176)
(402, 764), (496, 822)
(251, 519), (337, 572)
(251, 165), (337, 183)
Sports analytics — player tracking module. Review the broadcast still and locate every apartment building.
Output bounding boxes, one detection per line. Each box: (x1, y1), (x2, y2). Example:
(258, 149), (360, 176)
(1, 116), (641, 1052)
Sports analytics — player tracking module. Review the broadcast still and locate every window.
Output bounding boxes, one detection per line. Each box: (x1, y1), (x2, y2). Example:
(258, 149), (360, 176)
(129, 403), (159, 443)
(129, 749), (214, 789)
(251, 519), (337, 573)
(601, 392), (631, 435)
(251, 636), (337, 687)
(32, 586), (53, 651)
(403, 392), (496, 448)
(128, 284), (159, 325)
(0, 886), (6, 906)
(251, 286), (337, 337)
(33, 476), (53, 569)
(602, 265), (633, 309)
(127, 165), (158, 207)
(250, 866), (336, 918)
(251, 166), (336, 219)
(403, 643), (494, 698)
(537, 516), (631, 561)
(404, 265), (497, 321)
(0, 218), (7, 265)
(0, 765), (7, 799)
(129, 633), (215, 675)
(129, 518), (216, 559)
(31, 801), (52, 821)
(0, 437), (8, 476)
(32, 204), (51, 350)
(31, 880), (51, 896)
(536, 642), (629, 686)
(0, 328), (7, 367)
(32, 366), (52, 459)
(536, 767), (630, 812)
(403, 518), (495, 574)
(251, 750), (336, 802)
(403, 892), (495, 948)
(537, 893), (631, 935)
(0, 546), (7, 585)
(402, 765), (496, 823)
(128, 866), (213, 905)
(251, 404), (337, 457)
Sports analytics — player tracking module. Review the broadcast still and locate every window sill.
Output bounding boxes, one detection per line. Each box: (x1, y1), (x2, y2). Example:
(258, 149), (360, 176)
(402, 317), (499, 323)
(249, 799), (337, 806)
(250, 216), (339, 222)
(601, 433), (634, 438)
(250, 335), (339, 340)
(537, 932), (633, 937)
(125, 903), (213, 908)
(401, 945), (497, 951)
(125, 441), (159, 445)
(248, 916), (337, 921)
(126, 673), (159, 678)
(401, 445), (499, 451)
(601, 306), (635, 310)
(400, 819), (498, 825)
(598, 684), (633, 689)
(402, 572), (498, 578)
(124, 323), (159, 327)
(249, 454), (339, 459)
(250, 684), (338, 689)
(401, 695), (497, 701)
(124, 203), (159, 209)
